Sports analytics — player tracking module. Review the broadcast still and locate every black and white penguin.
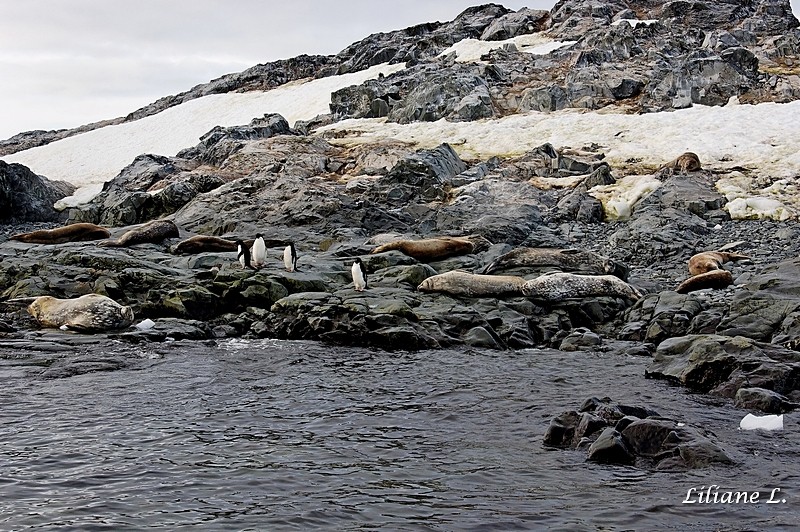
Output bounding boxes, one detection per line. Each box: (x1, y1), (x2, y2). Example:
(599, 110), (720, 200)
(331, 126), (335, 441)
(352, 258), (367, 291)
(283, 242), (298, 272)
(251, 233), (267, 268)
(237, 240), (254, 270)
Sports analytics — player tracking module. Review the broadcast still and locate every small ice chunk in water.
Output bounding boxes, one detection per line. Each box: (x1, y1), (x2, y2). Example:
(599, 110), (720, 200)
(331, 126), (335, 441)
(739, 413), (784, 431)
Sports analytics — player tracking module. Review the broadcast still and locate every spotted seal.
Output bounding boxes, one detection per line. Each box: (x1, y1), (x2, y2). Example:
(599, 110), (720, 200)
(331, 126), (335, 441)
(18, 294), (135, 332)
(417, 271), (526, 297)
(98, 219), (179, 247)
(10, 223), (110, 244)
(482, 247), (628, 279)
(675, 250), (750, 293)
(521, 272), (643, 302)
(371, 237), (475, 262)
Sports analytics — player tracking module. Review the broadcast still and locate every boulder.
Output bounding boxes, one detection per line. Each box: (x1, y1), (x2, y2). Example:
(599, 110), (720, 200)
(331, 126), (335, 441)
(0, 161), (75, 222)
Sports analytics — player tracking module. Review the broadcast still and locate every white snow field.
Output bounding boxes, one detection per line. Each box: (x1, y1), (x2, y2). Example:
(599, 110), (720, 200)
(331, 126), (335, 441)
(4, 62), (405, 190)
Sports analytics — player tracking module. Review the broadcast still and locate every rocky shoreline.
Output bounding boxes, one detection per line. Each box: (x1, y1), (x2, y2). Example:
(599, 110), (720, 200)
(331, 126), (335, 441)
(3, 0), (800, 427)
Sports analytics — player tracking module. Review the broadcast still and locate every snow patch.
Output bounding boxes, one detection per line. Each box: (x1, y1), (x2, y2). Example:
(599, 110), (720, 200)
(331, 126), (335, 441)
(611, 19), (658, 28)
(725, 197), (794, 221)
(589, 175), (662, 220)
(54, 182), (105, 210)
(439, 33), (576, 62)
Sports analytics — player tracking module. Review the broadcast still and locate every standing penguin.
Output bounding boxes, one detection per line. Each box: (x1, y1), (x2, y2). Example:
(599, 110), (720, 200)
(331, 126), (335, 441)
(352, 258), (367, 291)
(251, 233), (267, 268)
(283, 242), (298, 272)
(237, 240), (254, 270)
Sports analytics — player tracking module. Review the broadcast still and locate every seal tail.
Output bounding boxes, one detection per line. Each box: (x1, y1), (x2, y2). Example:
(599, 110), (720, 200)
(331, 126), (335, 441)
(720, 252), (751, 262)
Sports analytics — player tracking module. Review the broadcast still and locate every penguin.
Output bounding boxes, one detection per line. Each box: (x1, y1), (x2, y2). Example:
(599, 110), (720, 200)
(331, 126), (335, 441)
(237, 240), (254, 270)
(283, 241), (298, 272)
(251, 233), (267, 268)
(352, 258), (367, 291)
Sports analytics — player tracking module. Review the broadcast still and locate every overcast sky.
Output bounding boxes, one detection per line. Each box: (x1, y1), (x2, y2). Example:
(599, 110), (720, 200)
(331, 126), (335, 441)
(1, 1), (798, 141)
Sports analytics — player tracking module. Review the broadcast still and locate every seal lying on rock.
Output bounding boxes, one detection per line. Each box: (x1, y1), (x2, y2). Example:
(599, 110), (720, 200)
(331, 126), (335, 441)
(98, 219), (179, 247)
(417, 271), (526, 297)
(687, 251), (750, 276)
(11, 294), (135, 332)
(482, 247), (628, 279)
(521, 272), (643, 302)
(658, 152), (701, 175)
(10, 223), (110, 244)
(173, 235), (238, 254)
(371, 237), (475, 262)
(675, 250), (750, 293)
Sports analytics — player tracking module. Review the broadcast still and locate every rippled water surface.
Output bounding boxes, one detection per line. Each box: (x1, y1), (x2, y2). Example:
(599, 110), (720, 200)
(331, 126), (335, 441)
(1, 338), (797, 530)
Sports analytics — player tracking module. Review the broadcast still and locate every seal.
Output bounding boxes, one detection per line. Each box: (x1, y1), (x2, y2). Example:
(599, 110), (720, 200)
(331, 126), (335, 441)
(417, 271), (526, 298)
(21, 294), (135, 332)
(284, 242), (298, 272)
(674, 250), (750, 293)
(252, 234), (267, 268)
(521, 272), (643, 302)
(98, 219), (179, 247)
(370, 237), (475, 262)
(173, 235), (237, 254)
(687, 251), (750, 276)
(482, 247), (628, 279)
(676, 270), (734, 294)
(10, 223), (110, 244)
(352, 258), (368, 291)
(658, 152), (701, 175)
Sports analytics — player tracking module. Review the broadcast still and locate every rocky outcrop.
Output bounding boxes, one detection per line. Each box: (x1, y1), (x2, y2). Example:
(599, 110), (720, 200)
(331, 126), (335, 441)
(646, 334), (800, 411)
(543, 397), (733, 470)
(0, 160), (75, 222)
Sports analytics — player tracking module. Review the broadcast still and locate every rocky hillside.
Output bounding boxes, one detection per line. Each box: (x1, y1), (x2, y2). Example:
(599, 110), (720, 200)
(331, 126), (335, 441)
(2, 1), (800, 413)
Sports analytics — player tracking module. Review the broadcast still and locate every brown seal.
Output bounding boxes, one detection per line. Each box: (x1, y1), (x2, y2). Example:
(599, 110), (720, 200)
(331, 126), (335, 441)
(98, 219), (179, 247)
(675, 250), (750, 293)
(10, 223), (110, 244)
(482, 247), (628, 279)
(22, 294), (135, 332)
(687, 251), (750, 276)
(676, 270), (734, 294)
(371, 237), (474, 262)
(173, 235), (238, 254)
(521, 272), (643, 302)
(172, 235), (285, 255)
(658, 152), (701, 175)
(417, 271), (526, 297)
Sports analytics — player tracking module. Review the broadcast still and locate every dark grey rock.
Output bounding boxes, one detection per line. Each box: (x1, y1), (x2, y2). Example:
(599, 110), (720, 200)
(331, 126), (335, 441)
(735, 387), (798, 413)
(0, 161), (75, 222)
(588, 428), (635, 465)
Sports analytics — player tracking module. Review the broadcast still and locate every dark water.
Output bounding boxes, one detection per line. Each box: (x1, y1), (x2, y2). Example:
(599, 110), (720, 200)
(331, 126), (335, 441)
(0, 338), (797, 531)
